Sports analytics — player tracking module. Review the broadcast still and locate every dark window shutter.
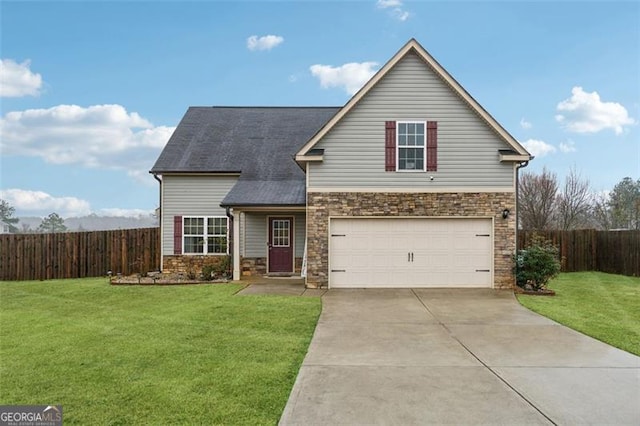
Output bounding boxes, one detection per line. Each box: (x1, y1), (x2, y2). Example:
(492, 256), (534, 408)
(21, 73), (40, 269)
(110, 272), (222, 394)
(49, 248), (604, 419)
(173, 216), (183, 255)
(385, 121), (396, 171)
(427, 121), (438, 172)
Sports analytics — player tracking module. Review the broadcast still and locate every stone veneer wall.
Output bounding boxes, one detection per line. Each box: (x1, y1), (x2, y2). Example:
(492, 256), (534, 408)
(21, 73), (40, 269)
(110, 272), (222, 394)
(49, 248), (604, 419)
(165, 256), (304, 278)
(163, 255), (228, 275)
(241, 257), (267, 276)
(241, 257), (304, 276)
(306, 192), (516, 289)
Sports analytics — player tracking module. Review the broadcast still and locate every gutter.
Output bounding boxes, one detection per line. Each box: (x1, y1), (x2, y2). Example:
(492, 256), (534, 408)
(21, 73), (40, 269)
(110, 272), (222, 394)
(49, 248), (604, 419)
(152, 173), (162, 272)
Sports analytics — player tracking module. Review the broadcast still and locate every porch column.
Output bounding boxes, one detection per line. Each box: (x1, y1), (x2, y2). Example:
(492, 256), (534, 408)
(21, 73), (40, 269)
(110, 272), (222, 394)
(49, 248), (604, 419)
(233, 209), (241, 280)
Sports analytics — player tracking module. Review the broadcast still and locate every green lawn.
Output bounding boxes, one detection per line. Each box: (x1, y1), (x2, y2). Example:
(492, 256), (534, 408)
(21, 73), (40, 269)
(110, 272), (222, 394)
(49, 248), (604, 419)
(0, 278), (321, 425)
(517, 272), (640, 356)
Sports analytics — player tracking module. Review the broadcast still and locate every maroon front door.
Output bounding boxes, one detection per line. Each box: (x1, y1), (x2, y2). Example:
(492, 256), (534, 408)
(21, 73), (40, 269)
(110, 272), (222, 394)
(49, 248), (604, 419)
(268, 217), (293, 273)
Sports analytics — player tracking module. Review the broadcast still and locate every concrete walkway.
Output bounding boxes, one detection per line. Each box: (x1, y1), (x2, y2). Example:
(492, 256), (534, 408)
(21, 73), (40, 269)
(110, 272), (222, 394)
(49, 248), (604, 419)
(279, 289), (640, 425)
(236, 277), (326, 297)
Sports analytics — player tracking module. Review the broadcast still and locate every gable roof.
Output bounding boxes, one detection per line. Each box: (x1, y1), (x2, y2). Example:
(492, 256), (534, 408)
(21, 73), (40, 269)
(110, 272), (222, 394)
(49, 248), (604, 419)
(150, 106), (340, 206)
(296, 38), (531, 161)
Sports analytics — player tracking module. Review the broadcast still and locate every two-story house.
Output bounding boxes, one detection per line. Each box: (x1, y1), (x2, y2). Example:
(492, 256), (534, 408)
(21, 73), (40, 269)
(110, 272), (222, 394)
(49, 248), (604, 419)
(150, 39), (531, 289)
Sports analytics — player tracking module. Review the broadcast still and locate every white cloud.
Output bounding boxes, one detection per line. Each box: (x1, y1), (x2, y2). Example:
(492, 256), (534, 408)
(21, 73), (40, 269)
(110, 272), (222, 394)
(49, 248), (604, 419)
(0, 189), (92, 217)
(247, 35), (284, 51)
(555, 86), (636, 135)
(310, 62), (379, 95)
(521, 139), (557, 158)
(0, 189), (156, 218)
(0, 104), (175, 183)
(0, 59), (43, 97)
(377, 0), (402, 7)
(376, 0), (411, 21)
(391, 8), (410, 21)
(520, 118), (532, 129)
(559, 140), (577, 153)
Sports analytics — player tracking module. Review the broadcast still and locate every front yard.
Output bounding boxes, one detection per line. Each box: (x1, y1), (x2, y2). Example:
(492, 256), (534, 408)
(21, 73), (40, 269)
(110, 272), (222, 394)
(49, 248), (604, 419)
(517, 272), (640, 356)
(0, 278), (321, 424)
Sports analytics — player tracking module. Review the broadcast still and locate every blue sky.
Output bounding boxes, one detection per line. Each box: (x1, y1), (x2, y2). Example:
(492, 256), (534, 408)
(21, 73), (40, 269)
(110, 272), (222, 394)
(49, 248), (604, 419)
(1, 1), (638, 218)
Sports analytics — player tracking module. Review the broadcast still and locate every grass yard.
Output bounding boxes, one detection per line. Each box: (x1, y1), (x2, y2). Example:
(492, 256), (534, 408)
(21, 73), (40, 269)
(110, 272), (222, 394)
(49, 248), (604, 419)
(517, 272), (640, 356)
(0, 278), (321, 425)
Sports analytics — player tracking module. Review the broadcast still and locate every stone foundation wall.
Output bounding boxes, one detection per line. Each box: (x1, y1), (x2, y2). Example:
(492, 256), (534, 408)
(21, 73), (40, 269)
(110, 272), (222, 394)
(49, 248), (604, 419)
(241, 257), (267, 276)
(163, 255), (229, 276)
(241, 257), (304, 276)
(306, 192), (516, 289)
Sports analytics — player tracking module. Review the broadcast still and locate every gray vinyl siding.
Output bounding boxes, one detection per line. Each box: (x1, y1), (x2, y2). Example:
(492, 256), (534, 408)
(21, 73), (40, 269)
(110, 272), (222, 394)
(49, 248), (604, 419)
(161, 175), (237, 256)
(308, 52), (515, 188)
(243, 212), (306, 258)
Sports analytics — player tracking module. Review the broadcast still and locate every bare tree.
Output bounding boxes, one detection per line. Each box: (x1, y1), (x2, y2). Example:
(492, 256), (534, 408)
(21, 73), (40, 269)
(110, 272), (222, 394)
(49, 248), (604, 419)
(556, 167), (592, 230)
(519, 167), (558, 230)
(592, 191), (613, 230)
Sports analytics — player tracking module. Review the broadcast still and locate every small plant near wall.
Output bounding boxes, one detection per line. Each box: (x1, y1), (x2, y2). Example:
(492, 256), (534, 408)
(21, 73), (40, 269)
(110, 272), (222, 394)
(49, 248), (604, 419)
(185, 257), (198, 280)
(514, 234), (561, 293)
(202, 256), (231, 281)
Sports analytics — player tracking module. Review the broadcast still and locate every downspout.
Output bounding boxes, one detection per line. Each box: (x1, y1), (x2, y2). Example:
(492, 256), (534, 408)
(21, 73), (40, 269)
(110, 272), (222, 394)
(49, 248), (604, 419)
(152, 173), (162, 272)
(515, 160), (530, 280)
(225, 206), (234, 279)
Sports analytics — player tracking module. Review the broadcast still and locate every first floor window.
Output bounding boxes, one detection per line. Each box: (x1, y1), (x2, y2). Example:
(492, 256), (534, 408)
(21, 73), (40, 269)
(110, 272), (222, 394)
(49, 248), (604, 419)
(183, 216), (228, 254)
(397, 121), (425, 171)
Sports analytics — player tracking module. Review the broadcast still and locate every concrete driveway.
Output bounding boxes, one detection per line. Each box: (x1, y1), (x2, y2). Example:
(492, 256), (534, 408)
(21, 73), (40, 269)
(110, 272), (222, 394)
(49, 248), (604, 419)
(279, 289), (640, 425)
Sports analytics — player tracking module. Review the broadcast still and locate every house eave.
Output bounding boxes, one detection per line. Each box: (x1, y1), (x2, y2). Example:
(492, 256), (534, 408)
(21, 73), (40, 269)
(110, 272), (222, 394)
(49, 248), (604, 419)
(499, 154), (531, 162)
(295, 154), (323, 162)
(223, 205), (307, 212)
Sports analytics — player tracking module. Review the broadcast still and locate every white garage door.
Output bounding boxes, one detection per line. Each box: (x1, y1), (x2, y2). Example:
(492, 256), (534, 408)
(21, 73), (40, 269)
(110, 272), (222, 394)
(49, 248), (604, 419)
(329, 218), (493, 288)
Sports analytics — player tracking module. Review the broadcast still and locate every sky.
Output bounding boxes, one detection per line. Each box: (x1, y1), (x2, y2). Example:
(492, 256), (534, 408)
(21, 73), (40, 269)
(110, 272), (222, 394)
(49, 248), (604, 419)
(1, 0), (638, 218)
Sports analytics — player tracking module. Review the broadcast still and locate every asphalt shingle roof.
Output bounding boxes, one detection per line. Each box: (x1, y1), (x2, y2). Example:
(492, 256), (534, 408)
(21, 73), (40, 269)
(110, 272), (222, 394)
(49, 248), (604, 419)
(150, 106), (340, 206)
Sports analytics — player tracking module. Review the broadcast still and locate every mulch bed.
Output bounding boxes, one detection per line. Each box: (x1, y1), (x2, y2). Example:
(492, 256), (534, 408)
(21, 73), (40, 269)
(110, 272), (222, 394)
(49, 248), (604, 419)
(109, 273), (229, 286)
(514, 287), (556, 296)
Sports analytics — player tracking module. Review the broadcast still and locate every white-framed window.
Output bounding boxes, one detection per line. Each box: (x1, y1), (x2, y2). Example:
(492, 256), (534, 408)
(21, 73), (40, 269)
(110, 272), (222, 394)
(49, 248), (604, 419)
(183, 216), (228, 254)
(397, 121), (426, 171)
(271, 219), (291, 247)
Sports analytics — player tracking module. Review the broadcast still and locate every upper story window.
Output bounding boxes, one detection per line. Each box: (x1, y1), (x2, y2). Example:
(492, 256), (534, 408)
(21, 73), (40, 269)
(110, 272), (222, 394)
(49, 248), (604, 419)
(397, 121), (426, 171)
(183, 216), (228, 254)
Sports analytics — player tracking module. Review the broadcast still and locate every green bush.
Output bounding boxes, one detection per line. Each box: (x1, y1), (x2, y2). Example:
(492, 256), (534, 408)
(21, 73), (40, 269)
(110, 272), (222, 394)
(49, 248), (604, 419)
(202, 256), (231, 280)
(514, 235), (561, 291)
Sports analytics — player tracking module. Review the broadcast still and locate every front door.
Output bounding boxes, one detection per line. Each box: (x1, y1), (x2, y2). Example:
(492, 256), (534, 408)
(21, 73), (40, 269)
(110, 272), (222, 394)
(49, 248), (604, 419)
(268, 217), (293, 273)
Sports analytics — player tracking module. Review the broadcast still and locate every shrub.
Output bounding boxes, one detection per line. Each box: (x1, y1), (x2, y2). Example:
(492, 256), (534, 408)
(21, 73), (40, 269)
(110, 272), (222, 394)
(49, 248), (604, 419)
(202, 256), (231, 280)
(514, 235), (561, 291)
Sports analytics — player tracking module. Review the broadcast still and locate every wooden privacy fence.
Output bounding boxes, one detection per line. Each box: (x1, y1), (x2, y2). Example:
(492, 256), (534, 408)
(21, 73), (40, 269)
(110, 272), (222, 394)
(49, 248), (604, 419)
(0, 228), (160, 281)
(519, 229), (640, 277)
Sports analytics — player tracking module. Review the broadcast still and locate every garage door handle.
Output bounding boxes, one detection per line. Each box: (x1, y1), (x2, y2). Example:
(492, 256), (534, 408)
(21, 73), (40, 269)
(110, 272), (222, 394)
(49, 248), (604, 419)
(475, 234), (490, 237)
(476, 269), (490, 272)
(411, 252), (414, 262)
(331, 269), (346, 272)
(331, 234), (346, 237)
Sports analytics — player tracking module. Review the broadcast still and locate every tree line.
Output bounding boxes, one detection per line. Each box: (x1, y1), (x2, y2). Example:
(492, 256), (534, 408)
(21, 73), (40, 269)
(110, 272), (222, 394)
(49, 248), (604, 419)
(519, 169), (639, 230)
(1, 200), (68, 233)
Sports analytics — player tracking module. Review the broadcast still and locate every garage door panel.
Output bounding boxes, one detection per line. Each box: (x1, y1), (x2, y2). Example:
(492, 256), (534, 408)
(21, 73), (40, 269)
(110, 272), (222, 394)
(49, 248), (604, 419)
(330, 218), (493, 288)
